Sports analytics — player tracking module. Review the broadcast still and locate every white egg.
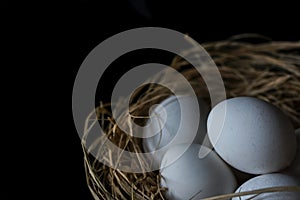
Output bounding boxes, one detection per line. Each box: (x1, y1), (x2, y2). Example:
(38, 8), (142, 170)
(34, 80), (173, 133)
(232, 173), (300, 200)
(207, 97), (297, 174)
(143, 95), (209, 166)
(283, 128), (300, 177)
(160, 144), (237, 200)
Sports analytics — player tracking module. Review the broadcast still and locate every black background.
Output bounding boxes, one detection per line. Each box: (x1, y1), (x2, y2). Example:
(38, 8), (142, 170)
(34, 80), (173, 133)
(6, 0), (298, 199)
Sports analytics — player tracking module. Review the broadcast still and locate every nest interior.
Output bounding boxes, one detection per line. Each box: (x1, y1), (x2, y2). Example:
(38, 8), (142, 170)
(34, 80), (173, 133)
(82, 36), (300, 200)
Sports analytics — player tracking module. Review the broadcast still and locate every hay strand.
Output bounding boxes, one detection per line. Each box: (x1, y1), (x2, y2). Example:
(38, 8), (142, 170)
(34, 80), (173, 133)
(201, 186), (300, 200)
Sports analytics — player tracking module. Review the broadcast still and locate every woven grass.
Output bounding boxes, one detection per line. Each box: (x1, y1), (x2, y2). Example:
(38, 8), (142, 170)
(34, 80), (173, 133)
(82, 35), (300, 200)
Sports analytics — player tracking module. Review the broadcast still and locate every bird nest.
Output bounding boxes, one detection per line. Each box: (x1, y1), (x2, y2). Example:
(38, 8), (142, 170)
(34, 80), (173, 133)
(82, 35), (300, 200)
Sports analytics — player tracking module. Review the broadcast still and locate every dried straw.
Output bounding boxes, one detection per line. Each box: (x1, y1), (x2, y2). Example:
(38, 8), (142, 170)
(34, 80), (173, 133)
(82, 35), (300, 200)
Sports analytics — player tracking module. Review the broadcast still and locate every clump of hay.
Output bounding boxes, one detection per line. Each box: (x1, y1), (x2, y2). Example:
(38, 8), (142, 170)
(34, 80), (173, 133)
(82, 35), (300, 200)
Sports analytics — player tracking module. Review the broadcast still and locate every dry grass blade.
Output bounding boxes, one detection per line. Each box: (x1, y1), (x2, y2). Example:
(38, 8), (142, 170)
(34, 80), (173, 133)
(201, 186), (300, 200)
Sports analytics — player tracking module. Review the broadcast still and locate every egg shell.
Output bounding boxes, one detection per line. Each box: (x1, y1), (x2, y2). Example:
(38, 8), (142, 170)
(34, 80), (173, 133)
(283, 128), (300, 177)
(160, 144), (237, 200)
(143, 95), (209, 166)
(207, 97), (297, 174)
(232, 173), (300, 200)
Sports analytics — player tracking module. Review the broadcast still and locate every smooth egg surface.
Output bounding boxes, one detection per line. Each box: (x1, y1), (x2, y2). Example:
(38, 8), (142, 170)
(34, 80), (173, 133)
(232, 173), (300, 200)
(207, 97), (297, 174)
(160, 144), (237, 200)
(143, 95), (209, 167)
